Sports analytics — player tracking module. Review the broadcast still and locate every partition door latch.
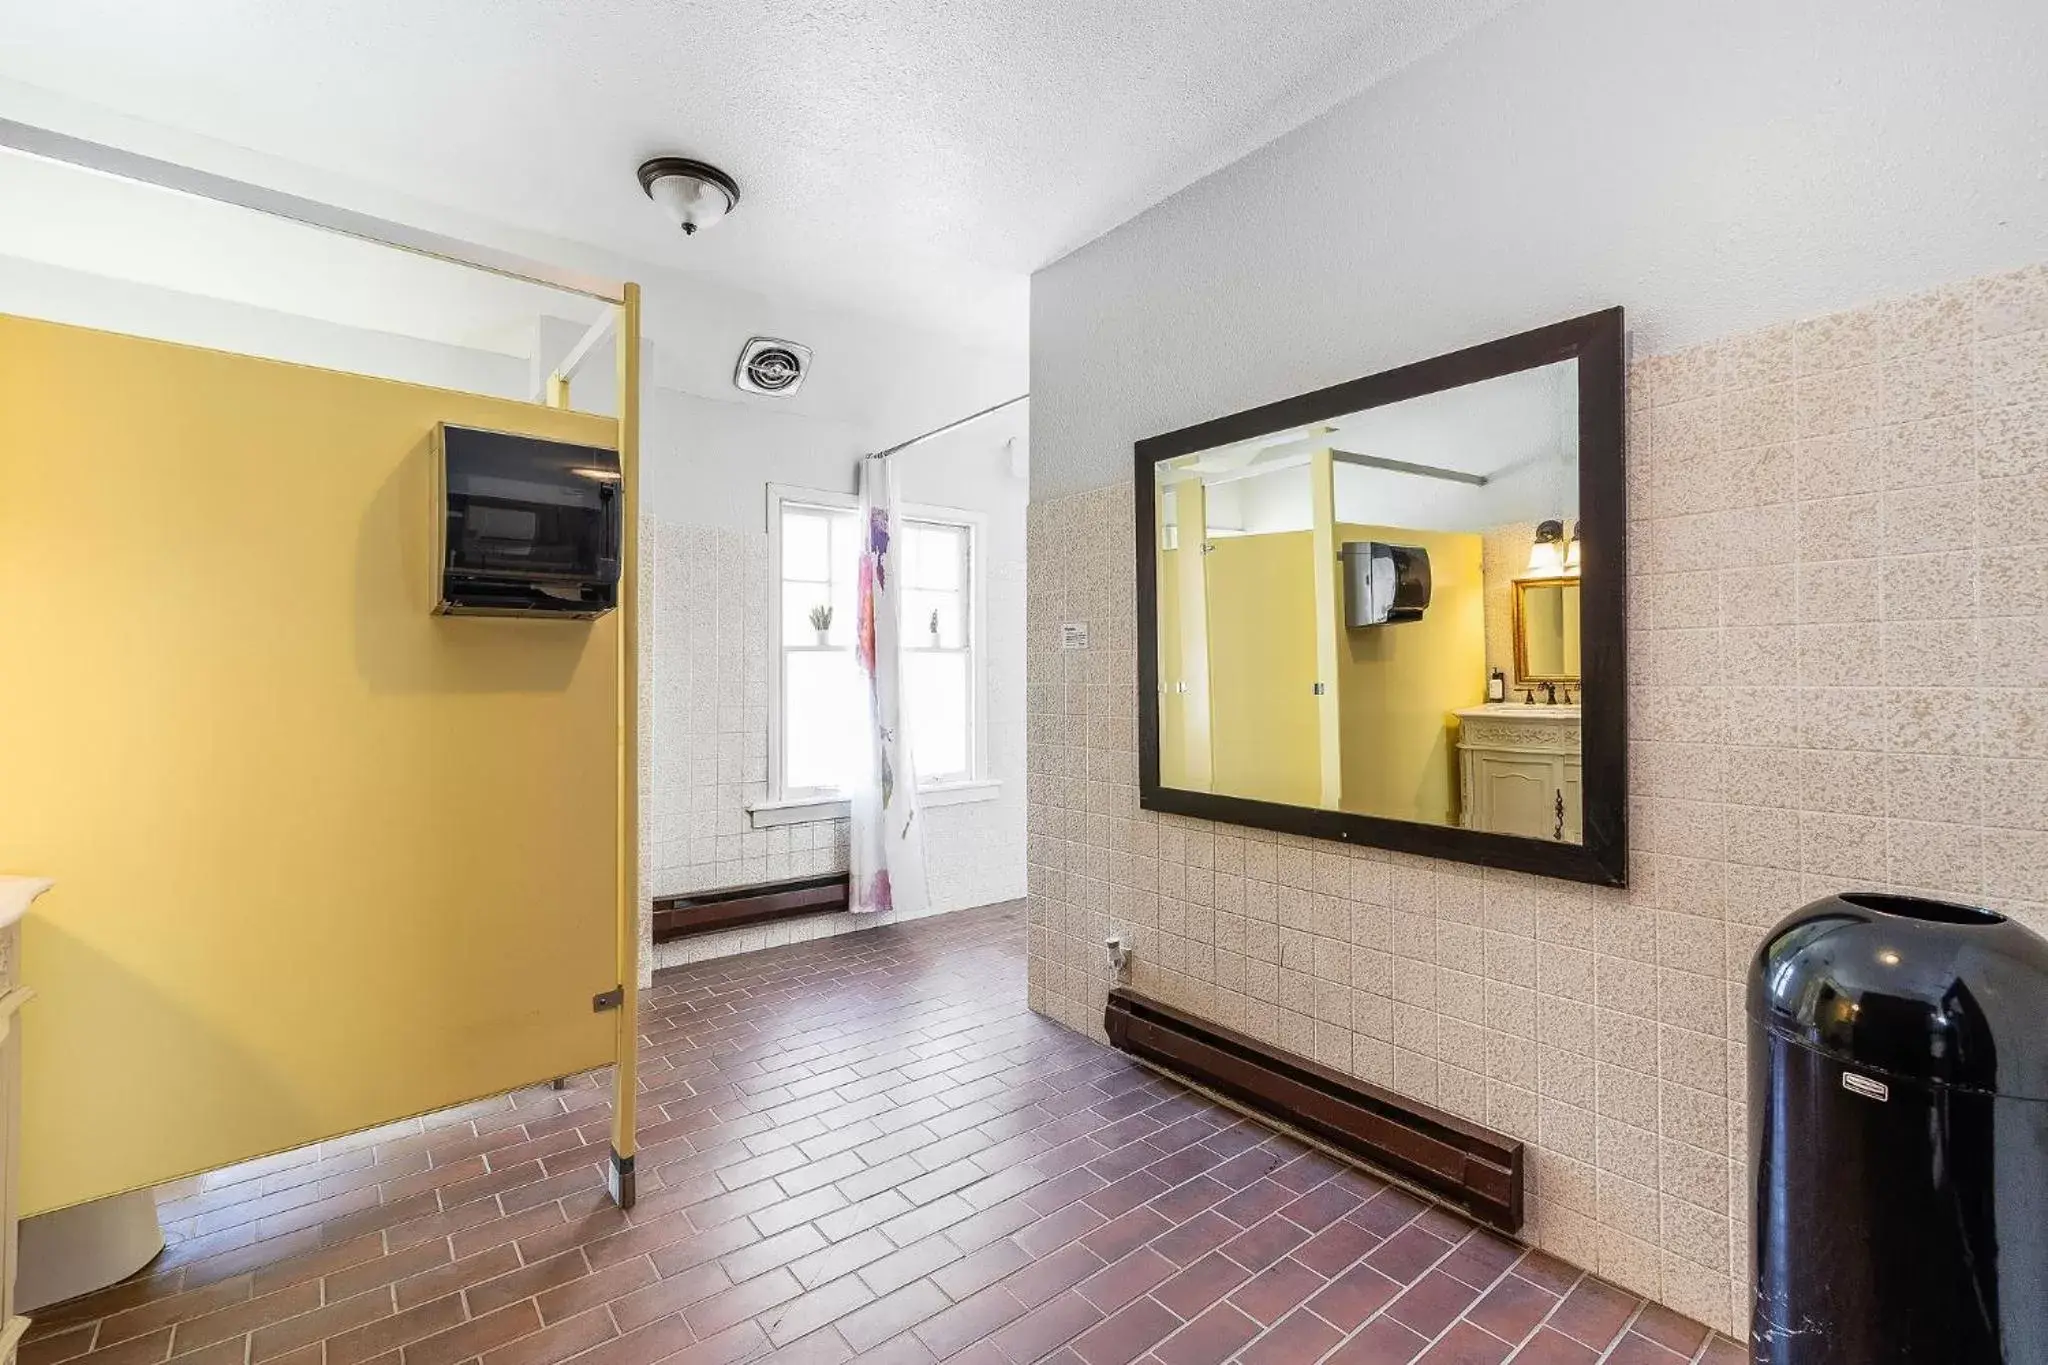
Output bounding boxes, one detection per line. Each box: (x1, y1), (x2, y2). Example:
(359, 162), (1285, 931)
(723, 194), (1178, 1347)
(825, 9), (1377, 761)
(593, 986), (625, 1013)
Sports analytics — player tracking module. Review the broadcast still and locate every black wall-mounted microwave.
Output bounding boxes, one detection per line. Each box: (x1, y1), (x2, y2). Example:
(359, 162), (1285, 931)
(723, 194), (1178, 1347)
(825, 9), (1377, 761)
(432, 424), (621, 618)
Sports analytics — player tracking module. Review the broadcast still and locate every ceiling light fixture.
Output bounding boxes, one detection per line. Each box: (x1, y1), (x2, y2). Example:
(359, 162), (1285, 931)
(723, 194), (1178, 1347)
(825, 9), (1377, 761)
(636, 157), (740, 235)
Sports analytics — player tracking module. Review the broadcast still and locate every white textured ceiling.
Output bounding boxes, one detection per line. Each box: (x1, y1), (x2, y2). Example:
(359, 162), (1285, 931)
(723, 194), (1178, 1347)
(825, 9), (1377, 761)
(0, 0), (1512, 345)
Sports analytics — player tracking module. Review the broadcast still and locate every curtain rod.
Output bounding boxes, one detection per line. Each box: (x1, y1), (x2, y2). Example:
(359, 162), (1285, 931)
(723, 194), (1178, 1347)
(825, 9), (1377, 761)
(870, 393), (1028, 460)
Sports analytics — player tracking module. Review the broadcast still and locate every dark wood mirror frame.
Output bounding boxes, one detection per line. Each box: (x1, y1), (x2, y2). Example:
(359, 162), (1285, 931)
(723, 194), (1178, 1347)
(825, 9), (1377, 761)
(1134, 308), (1627, 887)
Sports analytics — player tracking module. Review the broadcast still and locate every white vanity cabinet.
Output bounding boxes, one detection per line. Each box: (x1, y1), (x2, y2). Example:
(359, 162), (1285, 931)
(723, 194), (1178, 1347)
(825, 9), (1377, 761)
(0, 967), (23, 1365)
(0, 881), (44, 1364)
(1455, 706), (1582, 842)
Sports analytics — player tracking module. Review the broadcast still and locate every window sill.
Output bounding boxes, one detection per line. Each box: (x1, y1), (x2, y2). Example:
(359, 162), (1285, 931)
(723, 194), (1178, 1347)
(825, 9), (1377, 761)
(746, 780), (1001, 829)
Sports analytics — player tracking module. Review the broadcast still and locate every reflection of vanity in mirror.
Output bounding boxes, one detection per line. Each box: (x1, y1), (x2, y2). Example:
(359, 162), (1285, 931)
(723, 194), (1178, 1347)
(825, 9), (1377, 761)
(1453, 568), (1586, 839)
(1138, 310), (1625, 885)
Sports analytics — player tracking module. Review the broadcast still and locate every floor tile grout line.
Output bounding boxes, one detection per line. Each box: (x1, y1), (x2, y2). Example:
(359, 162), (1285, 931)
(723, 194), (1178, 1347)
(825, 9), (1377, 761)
(1481, 1263), (1584, 1365)
(1528, 1265), (1592, 1348)
(1102, 1200), (1456, 1364)
(1389, 1253), (1523, 1365)
(1596, 1299), (1652, 1362)
(1296, 1231), (1530, 1365)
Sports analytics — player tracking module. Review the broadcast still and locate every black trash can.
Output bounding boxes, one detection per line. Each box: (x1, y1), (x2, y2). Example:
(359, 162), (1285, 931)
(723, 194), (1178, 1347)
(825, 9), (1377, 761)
(1750, 893), (2048, 1363)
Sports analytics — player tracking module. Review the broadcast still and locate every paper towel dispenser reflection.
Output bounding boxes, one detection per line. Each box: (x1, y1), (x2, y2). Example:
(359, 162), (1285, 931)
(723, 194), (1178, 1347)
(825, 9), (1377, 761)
(433, 424), (621, 618)
(1340, 541), (1431, 626)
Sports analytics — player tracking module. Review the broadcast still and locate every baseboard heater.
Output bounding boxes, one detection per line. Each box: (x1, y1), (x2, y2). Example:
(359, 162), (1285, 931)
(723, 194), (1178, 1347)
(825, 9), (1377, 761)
(1103, 988), (1524, 1233)
(651, 872), (849, 943)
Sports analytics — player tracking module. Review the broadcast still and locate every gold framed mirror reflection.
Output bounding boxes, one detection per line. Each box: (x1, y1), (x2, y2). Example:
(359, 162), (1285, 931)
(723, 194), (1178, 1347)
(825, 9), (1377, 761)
(1512, 576), (1582, 685)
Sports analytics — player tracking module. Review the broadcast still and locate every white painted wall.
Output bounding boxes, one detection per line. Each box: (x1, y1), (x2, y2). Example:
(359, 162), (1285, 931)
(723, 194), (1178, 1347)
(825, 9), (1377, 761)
(1033, 0), (2048, 498)
(636, 384), (1030, 975)
(521, 312), (1030, 966)
(0, 256), (532, 398)
(1221, 447), (1575, 536)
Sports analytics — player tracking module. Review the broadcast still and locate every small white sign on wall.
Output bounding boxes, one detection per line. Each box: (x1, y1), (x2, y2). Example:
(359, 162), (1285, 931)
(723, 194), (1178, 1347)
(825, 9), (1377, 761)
(1060, 622), (1090, 651)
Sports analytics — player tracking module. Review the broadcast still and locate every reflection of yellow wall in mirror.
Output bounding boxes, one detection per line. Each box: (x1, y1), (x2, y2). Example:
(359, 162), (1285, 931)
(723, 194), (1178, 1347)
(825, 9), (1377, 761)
(1203, 533), (1320, 806)
(1335, 524), (1487, 824)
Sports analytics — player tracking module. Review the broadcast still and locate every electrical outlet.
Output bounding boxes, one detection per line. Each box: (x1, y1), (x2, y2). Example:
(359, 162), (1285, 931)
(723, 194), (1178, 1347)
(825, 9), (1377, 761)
(1104, 934), (1133, 978)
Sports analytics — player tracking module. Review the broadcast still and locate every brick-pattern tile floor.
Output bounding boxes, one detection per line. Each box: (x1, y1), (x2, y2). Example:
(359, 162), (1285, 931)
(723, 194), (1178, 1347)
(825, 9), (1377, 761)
(22, 902), (1744, 1365)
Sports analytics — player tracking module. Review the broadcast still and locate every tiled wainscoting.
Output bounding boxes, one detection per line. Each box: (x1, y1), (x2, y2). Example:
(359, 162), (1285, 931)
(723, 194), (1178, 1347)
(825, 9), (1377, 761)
(1023, 263), (2048, 1336)
(21, 904), (1738, 1365)
(638, 515), (1028, 974)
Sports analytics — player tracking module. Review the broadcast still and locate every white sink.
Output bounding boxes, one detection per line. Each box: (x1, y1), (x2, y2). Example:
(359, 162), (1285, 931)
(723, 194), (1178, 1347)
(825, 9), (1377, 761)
(0, 876), (52, 930)
(1456, 702), (1580, 719)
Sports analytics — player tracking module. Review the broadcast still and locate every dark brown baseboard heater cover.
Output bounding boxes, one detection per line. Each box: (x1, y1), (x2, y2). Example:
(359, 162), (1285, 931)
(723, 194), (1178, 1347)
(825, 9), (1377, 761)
(1103, 988), (1524, 1233)
(652, 872), (849, 943)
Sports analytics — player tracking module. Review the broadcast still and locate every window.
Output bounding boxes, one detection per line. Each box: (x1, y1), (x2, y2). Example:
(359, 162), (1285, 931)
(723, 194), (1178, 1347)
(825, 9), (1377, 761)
(766, 486), (987, 808)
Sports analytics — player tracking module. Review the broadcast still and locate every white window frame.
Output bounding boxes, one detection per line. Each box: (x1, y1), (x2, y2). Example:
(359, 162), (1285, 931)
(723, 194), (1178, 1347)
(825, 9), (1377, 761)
(754, 483), (996, 826)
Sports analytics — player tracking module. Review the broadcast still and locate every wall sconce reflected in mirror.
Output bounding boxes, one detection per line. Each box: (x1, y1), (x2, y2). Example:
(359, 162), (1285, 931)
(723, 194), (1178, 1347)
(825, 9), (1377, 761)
(1527, 519), (1567, 574)
(1527, 518), (1583, 576)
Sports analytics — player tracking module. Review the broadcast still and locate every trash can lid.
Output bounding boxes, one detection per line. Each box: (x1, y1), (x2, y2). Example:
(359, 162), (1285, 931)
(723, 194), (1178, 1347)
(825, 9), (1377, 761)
(1749, 893), (2048, 1098)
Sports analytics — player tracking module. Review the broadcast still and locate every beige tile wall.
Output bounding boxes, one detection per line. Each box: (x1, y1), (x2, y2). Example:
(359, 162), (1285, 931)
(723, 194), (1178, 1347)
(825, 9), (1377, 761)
(1481, 519), (1553, 696)
(1024, 263), (2048, 1337)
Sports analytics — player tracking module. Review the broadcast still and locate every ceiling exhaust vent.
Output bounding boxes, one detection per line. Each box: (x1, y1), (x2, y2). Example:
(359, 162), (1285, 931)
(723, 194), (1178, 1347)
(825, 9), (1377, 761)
(735, 338), (810, 396)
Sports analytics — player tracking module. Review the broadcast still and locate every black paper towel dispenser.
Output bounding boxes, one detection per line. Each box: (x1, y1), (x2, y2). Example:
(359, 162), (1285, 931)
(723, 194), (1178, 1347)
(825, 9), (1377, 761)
(1339, 541), (1431, 626)
(433, 424), (621, 618)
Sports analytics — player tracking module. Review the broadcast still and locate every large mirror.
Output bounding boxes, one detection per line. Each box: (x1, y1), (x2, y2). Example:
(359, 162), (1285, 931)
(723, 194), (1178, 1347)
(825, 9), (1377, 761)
(1136, 310), (1626, 885)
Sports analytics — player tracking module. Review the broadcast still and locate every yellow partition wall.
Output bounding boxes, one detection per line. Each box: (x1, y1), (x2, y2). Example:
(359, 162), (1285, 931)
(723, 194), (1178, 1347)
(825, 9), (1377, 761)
(1202, 534), (1320, 807)
(1334, 523), (1487, 825)
(0, 314), (623, 1215)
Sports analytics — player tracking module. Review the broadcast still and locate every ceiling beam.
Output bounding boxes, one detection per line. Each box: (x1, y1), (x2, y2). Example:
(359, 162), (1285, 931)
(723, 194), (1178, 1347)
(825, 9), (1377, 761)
(0, 118), (627, 304)
(1330, 448), (1489, 486)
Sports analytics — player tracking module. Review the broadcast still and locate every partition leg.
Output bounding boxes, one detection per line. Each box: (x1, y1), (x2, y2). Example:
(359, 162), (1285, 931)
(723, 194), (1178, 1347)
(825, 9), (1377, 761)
(606, 1150), (636, 1209)
(607, 282), (643, 1212)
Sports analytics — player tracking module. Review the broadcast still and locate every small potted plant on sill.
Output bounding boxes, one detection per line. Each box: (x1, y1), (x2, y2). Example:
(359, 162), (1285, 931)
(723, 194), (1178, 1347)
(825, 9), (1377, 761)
(808, 604), (833, 646)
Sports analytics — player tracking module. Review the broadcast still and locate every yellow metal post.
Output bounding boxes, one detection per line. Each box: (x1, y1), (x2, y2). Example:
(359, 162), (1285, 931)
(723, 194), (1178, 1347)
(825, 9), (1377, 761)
(1309, 449), (1344, 809)
(1170, 481), (1212, 791)
(607, 284), (642, 1208)
(546, 372), (571, 409)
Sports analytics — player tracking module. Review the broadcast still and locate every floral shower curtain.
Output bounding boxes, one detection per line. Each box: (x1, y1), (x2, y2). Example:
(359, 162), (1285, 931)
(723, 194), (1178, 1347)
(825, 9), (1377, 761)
(850, 454), (930, 915)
